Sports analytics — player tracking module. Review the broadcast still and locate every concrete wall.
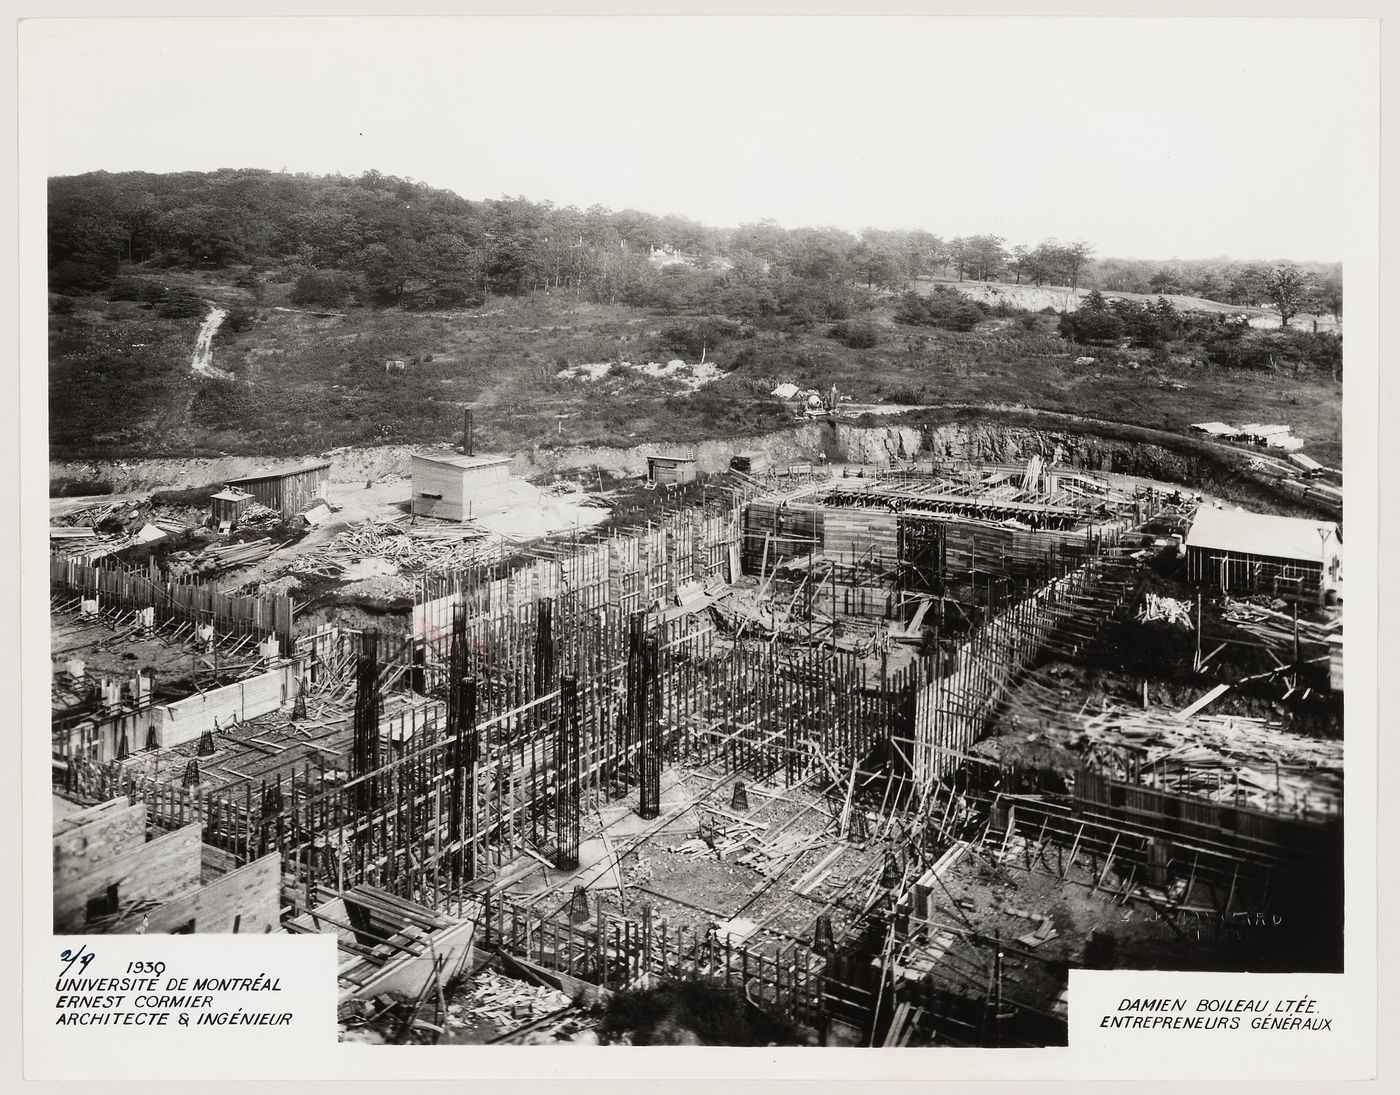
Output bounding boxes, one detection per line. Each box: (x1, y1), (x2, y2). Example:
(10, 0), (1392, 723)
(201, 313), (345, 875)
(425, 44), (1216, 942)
(53, 707), (159, 765)
(53, 799), (148, 899)
(54, 823), (202, 932)
(142, 852), (282, 934)
(153, 662), (302, 748)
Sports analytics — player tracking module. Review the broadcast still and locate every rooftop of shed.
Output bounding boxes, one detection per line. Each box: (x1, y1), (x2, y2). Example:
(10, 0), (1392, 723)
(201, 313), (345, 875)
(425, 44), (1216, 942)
(227, 460), (332, 485)
(1185, 505), (1340, 564)
(412, 452), (511, 470)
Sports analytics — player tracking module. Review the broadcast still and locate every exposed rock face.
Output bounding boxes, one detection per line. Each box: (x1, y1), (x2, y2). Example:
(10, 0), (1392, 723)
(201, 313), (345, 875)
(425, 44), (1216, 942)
(49, 412), (1321, 517)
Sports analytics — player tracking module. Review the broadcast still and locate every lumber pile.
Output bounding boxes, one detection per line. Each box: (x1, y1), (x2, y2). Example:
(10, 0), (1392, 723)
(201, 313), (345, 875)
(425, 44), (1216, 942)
(452, 968), (571, 1027)
(1220, 599), (1338, 656)
(733, 833), (835, 878)
(1138, 593), (1192, 627)
(1003, 906), (1059, 948)
(292, 517), (494, 578)
(1074, 702), (1342, 815)
(195, 537), (280, 571)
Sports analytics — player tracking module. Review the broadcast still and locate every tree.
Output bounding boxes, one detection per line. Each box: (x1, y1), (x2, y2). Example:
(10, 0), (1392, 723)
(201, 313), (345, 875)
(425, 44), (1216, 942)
(853, 235), (908, 291)
(965, 234), (1006, 281)
(1148, 269), (1177, 296)
(1228, 264), (1271, 307)
(1081, 289), (1110, 313)
(948, 237), (970, 281)
(902, 230), (945, 279)
(1023, 241), (1060, 286)
(1309, 272), (1343, 320)
(1264, 263), (1310, 327)
(47, 191), (127, 291)
(1009, 244), (1031, 284)
(1061, 241), (1094, 291)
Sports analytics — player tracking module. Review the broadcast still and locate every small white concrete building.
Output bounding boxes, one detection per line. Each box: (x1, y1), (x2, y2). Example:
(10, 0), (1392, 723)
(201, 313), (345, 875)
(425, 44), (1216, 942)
(410, 452), (513, 520)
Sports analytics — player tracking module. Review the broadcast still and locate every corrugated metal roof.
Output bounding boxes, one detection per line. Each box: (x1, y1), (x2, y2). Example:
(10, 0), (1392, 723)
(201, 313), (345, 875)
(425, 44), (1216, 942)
(1185, 505), (1339, 563)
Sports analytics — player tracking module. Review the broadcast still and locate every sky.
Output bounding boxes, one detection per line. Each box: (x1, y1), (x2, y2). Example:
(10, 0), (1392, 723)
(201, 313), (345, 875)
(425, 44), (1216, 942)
(21, 15), (1376, 262)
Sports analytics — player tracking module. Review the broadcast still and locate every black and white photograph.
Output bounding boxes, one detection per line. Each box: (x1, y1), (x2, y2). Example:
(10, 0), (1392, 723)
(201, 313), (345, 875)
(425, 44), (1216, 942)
(22, 11), (1378, 1069)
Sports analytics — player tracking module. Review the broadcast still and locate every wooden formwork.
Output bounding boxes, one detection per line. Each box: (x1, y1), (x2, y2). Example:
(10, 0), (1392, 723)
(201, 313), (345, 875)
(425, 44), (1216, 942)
(50, 556), (295, 641)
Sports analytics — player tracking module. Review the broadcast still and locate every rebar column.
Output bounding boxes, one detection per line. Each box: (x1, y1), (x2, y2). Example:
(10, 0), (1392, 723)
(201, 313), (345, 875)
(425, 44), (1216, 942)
(351, 629), (382, 813)
(534, 596), (555, 697)
(623, 611), (645, 759)
(554, 674), (582, 868)
(637, 633), (662, 819)
(449, 676), (479, 885)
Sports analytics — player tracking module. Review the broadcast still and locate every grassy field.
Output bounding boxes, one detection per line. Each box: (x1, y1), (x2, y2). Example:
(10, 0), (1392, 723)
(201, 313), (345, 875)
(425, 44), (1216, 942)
(49, 266), (1345, 467)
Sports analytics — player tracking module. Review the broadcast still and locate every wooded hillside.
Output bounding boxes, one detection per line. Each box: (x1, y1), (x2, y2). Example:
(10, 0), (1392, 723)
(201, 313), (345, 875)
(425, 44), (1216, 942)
(48, 169), (1341, 318)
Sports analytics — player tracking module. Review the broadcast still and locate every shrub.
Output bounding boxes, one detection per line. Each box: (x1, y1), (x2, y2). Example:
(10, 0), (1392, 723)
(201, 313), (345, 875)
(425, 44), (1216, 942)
(828, 319), (881, 349)
(290, 269), (359, 309)
(189, 378), (257, 424)
(50, 261), (111, 294)
(1058, 308), (1124, 344)
(728, 345), (761, 371)
(652, 317), (743, 359)
(156, 289), (207, 318)
(151, 482), (225, 507)
(108, 276), (168, 304)
(223, 305), (256, 333)
(893, 288), (986, 332)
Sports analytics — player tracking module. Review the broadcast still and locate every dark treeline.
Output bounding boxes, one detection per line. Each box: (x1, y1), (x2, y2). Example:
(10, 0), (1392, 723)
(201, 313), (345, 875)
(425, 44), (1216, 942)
(48, 169), (1340, 321)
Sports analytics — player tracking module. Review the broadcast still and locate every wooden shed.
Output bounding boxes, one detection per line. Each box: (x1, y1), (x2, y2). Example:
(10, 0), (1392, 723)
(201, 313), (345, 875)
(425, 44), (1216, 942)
(226, 461), (331, 518)
(1184, 505), (1341, 599)
(210, 487), (253, 529)
(411, 452), (513, 520)
(646, 453), (699, 486)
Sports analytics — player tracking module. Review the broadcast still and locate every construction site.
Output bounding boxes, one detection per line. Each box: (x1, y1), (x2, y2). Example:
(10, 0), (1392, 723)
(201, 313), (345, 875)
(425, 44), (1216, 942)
(50, 418), (1345, 1049)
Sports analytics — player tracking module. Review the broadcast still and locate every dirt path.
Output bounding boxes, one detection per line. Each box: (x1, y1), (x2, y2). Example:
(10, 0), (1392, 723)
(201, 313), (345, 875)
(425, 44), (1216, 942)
(191, 304), (232, 379)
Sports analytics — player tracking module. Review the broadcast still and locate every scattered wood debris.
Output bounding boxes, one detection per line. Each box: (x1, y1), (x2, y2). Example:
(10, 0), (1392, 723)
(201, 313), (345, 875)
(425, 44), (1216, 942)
(451, 968), (572, 1028)
(292, 516), (495, 578)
